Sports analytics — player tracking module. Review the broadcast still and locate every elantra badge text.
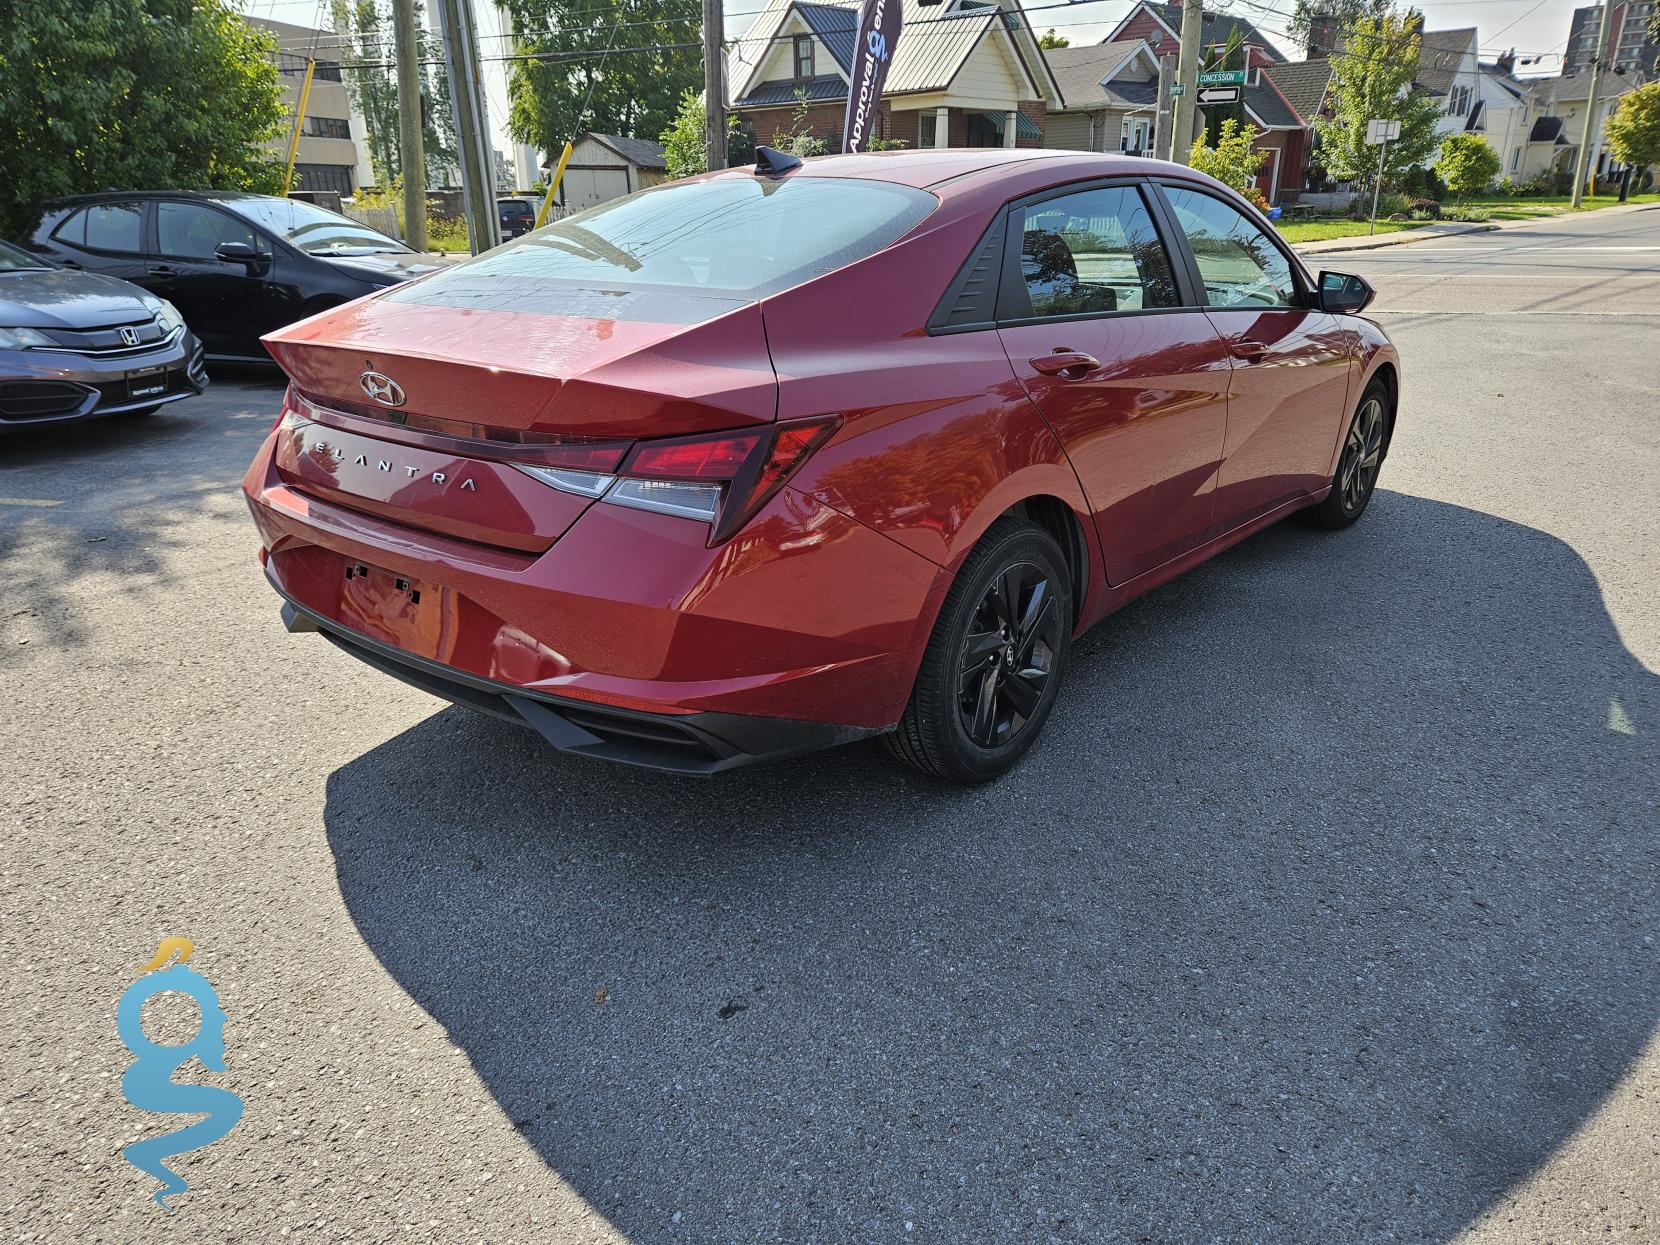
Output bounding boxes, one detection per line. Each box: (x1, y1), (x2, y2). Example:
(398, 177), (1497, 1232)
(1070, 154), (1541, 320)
(305, 440), (477, 490)
(359, 370), (406, 408)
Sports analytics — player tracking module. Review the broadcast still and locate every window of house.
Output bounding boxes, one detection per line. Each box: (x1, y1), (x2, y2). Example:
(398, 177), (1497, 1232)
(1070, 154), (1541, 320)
(1012, 185), (1180, 319)
(919, 112), (937, 146)
(1159, 185), (1297, 309)
(302, 116), (352, 140)
(1448, 84), (1471, 116)
(793, 34), (814, 80)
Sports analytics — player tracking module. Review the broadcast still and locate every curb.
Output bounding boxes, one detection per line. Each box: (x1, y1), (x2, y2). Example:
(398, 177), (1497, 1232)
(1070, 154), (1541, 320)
(1294, 222), (1499, 255)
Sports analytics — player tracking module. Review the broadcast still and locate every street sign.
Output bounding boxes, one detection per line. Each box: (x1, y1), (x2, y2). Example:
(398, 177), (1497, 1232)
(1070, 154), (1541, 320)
(1198, 69), (1247, 86)
(1169, 83), (1186, 97)
(1196, 86), (1241, 105)
(1365, 118), (1402, 145)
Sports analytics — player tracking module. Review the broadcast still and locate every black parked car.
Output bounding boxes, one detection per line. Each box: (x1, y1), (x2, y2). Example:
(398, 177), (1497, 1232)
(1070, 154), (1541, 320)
(19, 191), (444, 362)
(497, 197), (536, 238)
(0, 239), (206, 429)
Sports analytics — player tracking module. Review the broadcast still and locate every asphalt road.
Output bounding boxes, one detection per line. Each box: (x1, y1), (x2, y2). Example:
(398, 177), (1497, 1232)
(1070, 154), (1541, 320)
(2, 206), (1656, 1245)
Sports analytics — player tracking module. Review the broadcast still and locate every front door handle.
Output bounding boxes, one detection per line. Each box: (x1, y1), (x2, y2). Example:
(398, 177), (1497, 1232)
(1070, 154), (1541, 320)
(148, 264), (178, 276)
(1030, 350), (1100, 378)
(1229, 339), (1270, 360)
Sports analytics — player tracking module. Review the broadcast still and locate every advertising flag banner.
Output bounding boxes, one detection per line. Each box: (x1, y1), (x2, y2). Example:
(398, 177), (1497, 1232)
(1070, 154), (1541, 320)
(842, 0), (904, 153)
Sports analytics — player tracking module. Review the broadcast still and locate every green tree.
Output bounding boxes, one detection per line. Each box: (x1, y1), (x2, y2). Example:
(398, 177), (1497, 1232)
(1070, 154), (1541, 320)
(1604, 81), (1660, 173)
(1190, 117), (1267, 195)
(658, 88), (738, 179)
(0, 0), (287, 235)
(1200, 29), (1248, 146)
(329, 0), (455, 187)
(1314, 11), (1442, 191)
(1286, 0), (1395, 58)
(1433, 133), (1500, 201)
(1038, 28), (1069, 50)
(503, 0), (700, 159)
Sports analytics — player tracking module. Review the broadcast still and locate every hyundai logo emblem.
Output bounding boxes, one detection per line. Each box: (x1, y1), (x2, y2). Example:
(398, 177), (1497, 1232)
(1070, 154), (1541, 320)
(359, 370), (406, 408)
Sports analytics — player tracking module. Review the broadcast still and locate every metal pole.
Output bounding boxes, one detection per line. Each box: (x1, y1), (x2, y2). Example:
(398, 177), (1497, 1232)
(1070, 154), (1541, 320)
(703, 0), (726, 170)
(1155, 54), (1175, 159)
(392, 0), (429, 250)
(1570, 0), (1612, 208)
(1369, 135), (1387, 235)
(1170, 0), (1202, 165)
(535, 140), (574, 228)
(281, 58), (317, 196)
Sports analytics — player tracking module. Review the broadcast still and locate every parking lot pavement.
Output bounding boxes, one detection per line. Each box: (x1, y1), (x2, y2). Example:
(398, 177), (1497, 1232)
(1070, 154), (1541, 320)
(2, 207), (1657, 1245)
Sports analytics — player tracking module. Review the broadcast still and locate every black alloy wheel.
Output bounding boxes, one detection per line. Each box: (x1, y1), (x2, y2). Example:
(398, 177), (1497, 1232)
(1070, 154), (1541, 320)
(886, 518), (1073, 783)
(957, 561), (1062, 748)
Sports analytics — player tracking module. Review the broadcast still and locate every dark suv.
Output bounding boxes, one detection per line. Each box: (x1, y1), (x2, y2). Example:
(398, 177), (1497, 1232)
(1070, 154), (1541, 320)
(19, 191), (444, 361)
(497, 198), (536, 238)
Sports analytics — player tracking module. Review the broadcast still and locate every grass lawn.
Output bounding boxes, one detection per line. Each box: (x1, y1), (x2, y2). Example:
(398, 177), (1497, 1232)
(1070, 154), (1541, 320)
(1275, 218), (1423, 243)
(1464, 191), (1660, 220)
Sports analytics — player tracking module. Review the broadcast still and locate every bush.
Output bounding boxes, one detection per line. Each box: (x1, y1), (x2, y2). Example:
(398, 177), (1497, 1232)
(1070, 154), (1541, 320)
(1407, 196), (1441, 218)
(1351, 191), (1411, 219)
(1402, 166), (1447, 201)
(1242, 186), (1272, 213)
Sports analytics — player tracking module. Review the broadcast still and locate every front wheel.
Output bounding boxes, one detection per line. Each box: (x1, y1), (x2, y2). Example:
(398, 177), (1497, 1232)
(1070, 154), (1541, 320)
(1302, 380), (1390, 530)
(885, 518), (1072, 784)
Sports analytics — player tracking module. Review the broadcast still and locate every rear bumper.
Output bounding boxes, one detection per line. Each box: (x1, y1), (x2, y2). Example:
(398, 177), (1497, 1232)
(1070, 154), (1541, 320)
(276, 585), (881, 774)
(0, 333), (207, 428)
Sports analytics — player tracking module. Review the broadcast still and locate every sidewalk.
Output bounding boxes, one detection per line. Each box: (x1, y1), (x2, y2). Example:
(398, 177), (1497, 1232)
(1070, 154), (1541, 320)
(1294, 199), (1658, 254)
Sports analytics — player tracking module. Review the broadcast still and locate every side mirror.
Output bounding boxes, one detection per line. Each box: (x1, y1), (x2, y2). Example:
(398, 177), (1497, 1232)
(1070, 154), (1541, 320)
(214, 241), (262, 268)
(1318, 270), (1375, 315)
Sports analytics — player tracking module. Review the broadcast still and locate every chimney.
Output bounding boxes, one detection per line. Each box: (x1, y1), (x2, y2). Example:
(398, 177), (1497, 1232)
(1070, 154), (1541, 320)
(1306, 12), (1342, 58)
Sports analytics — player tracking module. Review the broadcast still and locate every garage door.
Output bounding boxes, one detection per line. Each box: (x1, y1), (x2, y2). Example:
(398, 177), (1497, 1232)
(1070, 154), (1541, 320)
(561, 168), (632, 211)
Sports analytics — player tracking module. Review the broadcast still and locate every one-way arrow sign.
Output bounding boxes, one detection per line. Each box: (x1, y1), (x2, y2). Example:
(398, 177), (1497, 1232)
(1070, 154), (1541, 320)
(1196, 85), (1241, 105)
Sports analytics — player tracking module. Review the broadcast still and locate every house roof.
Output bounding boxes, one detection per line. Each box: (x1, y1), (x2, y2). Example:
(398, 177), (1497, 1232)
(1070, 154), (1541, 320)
(734, 76), (848, 106)
(1528, 115), (1566, 143)
(1043, 42), (1157, 111)
(1104, 1), (1285, 62)
(1416, 27), (1476, 95)
(728, 0), (1060, 107)
(796, 1), (858, 74)
(1262, 57), (1332, 123)
(583, 133), (667, 169)
(1244, 78), (1300, 129)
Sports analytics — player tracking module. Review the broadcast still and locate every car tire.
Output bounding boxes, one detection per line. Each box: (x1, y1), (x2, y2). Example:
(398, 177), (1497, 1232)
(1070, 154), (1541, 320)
(885, 517), (1072, 784)
(1301, 379), (1391, 530)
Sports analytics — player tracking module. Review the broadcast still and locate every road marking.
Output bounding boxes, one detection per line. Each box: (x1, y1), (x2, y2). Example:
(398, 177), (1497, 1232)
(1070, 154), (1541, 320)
(1378, 309), (1660, 316)
(0, 497), (63, 508)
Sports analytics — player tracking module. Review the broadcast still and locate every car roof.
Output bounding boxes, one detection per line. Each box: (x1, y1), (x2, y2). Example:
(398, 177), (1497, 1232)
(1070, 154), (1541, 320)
(706, 149), (1194, 195)
(40, 189), (277, 209)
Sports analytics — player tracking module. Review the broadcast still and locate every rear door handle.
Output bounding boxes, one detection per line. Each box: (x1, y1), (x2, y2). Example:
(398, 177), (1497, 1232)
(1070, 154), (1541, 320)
(1030, 351), (1100, 378)
(1229, 339), (1270, 360)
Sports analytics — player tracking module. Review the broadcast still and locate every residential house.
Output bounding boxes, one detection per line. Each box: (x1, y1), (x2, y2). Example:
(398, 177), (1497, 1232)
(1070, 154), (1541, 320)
(1416, 27), (1487, 152)
(244, 16), (373, 196)
(548, 134), (668, 212)
(1042, 42), (1161, 157)
(1475, 53), (1532, 180)
(1261, 57), (1335, 193)
(1524, 70), (1645, 184)
(726, 0), (1061, 152)
(1091, 1), (1321, 201)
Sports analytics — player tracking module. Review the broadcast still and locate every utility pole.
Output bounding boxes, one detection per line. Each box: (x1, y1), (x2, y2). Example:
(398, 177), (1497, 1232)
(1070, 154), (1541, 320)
(392, 0), (429, 250)
(703, 0), (726, 170)
(1155, 53), (1176, 159)
(434, 0), (501, 252)
(1170, 0), (1203, 165)
(1571, 0), (1613, 208)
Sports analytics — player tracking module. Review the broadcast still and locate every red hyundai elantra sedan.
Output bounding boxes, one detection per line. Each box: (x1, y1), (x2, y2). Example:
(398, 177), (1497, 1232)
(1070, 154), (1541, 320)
(242, 149), (1398, 783)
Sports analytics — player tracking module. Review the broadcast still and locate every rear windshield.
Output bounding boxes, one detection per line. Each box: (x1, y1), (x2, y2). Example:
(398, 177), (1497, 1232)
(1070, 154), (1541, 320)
(389, 175), (936, 319)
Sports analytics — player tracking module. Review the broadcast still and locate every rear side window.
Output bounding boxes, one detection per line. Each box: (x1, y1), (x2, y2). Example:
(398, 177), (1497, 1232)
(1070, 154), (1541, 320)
(393, 177), (936, 317)
(84, 203), (145, 254)
(1012, 185), (1179, 319)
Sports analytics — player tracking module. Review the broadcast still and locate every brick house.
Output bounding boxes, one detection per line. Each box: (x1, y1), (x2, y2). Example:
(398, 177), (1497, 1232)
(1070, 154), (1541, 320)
(1096, 0), (1316, 203)
(726, 0), (1061, 152)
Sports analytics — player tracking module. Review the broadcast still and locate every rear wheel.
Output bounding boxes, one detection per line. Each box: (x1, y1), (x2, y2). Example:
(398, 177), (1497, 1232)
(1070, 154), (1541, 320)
(885, 518), (1072, 784)
(1302, 380), (1390, 530)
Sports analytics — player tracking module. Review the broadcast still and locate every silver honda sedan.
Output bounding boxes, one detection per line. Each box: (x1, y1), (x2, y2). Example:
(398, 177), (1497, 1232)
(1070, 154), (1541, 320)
(0, 239), (206, 430)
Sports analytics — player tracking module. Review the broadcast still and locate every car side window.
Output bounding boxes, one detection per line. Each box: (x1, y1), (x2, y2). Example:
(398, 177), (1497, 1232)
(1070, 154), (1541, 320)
(1012, 185), (1180, 320)
(1159, 186), (1297, 309)
(157, 201), (268, 261)
(83, 202), (146, 254)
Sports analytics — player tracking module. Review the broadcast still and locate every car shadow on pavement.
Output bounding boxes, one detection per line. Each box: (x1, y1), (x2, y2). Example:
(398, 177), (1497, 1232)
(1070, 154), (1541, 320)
(323, 491), (1658, 1243)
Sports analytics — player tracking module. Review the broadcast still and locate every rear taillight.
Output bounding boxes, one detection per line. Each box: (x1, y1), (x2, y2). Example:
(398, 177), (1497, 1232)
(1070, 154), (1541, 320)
(512, 417), (839, 545)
